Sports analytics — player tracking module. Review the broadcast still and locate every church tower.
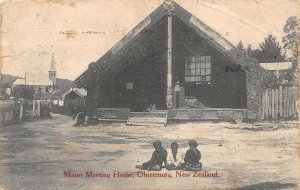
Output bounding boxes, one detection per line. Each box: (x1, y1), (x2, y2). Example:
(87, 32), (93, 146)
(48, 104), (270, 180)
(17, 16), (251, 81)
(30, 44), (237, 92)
(49, 53), (57, 89)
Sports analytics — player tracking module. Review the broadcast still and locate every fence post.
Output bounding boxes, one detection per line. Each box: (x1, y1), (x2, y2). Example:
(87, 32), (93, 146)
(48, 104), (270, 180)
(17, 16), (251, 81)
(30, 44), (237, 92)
(275, 88), (279, 119)
(284, 87), (287, 117)
(286, 87), (291, 117)
(290, 87), (293, 117)
(291, 87), (295, 117)
(292, 88), (297, 117)
(265, 90), (268, 119)
(263, 90), (268, 120)
(279, 86), (282, 118)
(262, 91), (264, 120)
(271, 89), (274, 119)
(294, 87), (298, 117)
(268, 89), (272, 119)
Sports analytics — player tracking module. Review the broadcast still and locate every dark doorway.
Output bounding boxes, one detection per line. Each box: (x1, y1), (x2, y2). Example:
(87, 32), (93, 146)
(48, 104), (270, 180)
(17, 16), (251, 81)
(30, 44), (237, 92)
(127, 61), (167, 112)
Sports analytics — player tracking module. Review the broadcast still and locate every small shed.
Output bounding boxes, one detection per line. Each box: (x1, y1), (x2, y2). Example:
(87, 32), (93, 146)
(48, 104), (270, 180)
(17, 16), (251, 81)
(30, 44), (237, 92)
(63, 88), (87, 115)
(260, 62), (293, 82)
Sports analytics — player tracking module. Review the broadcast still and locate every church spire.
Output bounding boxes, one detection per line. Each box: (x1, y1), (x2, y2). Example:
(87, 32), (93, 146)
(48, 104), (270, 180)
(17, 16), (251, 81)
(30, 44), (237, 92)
(49, 52), (57, 88)
(50, 53), (56, 71)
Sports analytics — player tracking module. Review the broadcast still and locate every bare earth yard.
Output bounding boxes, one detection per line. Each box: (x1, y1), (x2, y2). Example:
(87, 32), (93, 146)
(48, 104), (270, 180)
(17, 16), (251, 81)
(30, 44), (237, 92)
(0, 114), (299, 189)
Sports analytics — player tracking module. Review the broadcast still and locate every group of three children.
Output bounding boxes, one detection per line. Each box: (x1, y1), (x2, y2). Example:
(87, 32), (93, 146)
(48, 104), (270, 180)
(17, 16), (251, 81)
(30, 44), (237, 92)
(136, 140), (202, 171)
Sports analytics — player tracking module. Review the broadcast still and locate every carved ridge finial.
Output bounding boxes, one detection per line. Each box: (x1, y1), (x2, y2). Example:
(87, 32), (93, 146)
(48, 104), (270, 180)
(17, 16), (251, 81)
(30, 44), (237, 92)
(164, 0), (175, 16)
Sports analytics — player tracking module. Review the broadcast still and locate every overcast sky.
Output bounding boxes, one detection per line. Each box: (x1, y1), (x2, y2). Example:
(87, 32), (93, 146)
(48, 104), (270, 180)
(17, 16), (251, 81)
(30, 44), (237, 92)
(1, 0), (299, 80)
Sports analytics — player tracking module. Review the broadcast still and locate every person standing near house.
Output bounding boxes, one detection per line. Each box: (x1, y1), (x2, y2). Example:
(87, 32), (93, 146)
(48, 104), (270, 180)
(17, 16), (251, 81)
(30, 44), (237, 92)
(14, 99), (21, 120)
(42, 102), (52, 119)
(19, 100), (24, 120)
(174, 81), (181, 108)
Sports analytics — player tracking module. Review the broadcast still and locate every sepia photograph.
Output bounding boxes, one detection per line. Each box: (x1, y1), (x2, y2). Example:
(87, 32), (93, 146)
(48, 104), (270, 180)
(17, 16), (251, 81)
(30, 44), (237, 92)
(0, 0), (299, 189)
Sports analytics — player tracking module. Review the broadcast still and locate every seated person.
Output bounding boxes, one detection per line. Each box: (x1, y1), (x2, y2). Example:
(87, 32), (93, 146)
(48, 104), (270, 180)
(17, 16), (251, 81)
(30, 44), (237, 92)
(146, 104), (156, 112)
(73, 112), (85, 127)
(136, 141), (168, 171)
(146, 104), (153, 112)
(167, 142), (184, 170)
(181, 140), (202, 171)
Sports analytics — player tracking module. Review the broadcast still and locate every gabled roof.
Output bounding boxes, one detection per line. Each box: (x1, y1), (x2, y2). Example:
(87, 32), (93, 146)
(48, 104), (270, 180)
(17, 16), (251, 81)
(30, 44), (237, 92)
(0, 74), (19, 86)
(75, 0), (274, 88)
(62, 88), (87, 99)
(50, 89), (64, 99)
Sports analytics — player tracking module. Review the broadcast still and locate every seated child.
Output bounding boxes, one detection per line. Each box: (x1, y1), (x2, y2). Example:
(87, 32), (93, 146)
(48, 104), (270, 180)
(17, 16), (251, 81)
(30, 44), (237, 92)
(136, 141), (168, 171)
(181, 140), (202, 171)
(167, 142), (184, 170)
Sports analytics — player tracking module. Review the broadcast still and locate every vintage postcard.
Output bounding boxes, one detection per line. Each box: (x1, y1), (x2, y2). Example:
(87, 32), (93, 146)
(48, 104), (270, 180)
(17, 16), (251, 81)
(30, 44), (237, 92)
(0, 0), (299, 189)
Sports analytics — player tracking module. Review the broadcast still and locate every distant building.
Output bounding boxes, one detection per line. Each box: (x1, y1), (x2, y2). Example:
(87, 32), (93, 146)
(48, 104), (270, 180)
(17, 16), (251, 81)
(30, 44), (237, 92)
(259, 62), (292, 79)
(63, 88), (87, 100)
(0, 74), (19, 99)
(49, 53), (57, 88)
(12, 54), (57, 99)
(63, 88), (87, 115)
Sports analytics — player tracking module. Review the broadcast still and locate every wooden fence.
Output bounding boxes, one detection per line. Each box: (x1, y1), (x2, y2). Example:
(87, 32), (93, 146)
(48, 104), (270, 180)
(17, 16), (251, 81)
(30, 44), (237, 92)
(262, 86), (298, 120)
(0, 100), (15, 125)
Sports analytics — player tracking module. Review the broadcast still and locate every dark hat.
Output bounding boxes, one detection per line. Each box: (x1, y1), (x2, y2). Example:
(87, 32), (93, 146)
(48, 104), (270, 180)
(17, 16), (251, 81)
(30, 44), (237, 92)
(188, 140), (198, 147)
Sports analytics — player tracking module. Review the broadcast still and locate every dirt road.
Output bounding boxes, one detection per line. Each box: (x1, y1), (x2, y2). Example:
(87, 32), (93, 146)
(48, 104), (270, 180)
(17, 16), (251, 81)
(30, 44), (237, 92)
(0, 114), (299, 189)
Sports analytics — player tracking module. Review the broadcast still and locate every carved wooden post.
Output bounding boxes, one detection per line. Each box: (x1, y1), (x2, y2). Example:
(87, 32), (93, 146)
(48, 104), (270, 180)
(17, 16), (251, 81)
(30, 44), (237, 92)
(164, 0), (174, 109)
(88, 62), (98, 109)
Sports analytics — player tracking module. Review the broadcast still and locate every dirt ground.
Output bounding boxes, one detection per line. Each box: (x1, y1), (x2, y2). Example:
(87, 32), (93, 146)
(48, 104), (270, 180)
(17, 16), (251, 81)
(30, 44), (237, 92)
(0, 114), (299, 190)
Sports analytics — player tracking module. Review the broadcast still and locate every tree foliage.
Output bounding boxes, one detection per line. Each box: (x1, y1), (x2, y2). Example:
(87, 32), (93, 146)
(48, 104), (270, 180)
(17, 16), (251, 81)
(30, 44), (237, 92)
(256, 34), (286, 62)
(246, 44), (252, 55)
(237, 41), (245, 52)
(245, 35), (285, 63)
(283, 16), (299, 65)
(241, 17), (298, 84)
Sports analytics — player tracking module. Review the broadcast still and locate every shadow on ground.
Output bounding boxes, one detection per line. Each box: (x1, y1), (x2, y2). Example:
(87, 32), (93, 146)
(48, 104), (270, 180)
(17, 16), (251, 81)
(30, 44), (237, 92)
(234, 181), (297, 190)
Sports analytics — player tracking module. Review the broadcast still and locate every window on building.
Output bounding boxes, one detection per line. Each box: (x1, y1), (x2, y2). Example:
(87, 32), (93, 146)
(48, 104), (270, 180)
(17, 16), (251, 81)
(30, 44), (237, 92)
(185, 56), (211, 82)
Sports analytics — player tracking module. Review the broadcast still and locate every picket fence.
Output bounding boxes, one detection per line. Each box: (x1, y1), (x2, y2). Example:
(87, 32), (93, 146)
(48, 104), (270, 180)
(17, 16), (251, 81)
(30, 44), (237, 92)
(262, 86), (298, 119)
